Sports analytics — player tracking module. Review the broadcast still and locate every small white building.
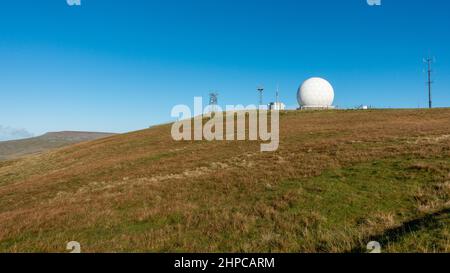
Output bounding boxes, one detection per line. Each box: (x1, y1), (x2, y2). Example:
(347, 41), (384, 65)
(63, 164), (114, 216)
(268, 102), (286, 111)
(357, 105), (369, 110)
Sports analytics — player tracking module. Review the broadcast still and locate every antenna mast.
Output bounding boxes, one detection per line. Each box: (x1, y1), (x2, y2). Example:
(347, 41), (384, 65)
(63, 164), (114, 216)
(424, 57), (434, 109)
(209, 92), (219, 112)
(257, 85), (264, 106)
(276, 84), (280, 104)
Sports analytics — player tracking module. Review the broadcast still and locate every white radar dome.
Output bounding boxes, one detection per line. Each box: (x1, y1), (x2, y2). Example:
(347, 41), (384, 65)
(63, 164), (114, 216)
(297, 77), (335, 109)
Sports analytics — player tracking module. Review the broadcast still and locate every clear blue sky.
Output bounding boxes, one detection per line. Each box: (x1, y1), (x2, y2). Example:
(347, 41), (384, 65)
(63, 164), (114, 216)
(1, 0), (449, 138)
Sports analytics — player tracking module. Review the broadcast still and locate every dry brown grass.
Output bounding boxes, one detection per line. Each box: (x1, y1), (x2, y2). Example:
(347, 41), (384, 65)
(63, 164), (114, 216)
(0, 109), (449, 252)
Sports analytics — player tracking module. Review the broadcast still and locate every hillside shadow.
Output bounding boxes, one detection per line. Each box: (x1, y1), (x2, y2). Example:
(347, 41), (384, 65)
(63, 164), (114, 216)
(350, 207), (450, 253)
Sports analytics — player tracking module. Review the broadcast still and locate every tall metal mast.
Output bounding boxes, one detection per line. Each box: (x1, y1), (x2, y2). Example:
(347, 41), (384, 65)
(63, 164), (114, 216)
(257, 85), (264, 106)
(276, 84), (280, 104)
(209, 92), (219, 112)
(424, 57), (434, 109)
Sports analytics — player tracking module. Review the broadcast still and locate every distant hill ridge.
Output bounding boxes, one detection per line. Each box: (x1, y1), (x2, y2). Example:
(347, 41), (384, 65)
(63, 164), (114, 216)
(39, 131), (115, 140)
(0, 131), (115, 160)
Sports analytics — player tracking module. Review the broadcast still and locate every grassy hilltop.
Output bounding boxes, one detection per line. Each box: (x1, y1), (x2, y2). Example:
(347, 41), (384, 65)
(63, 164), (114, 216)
(0, 109), (449, 253)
